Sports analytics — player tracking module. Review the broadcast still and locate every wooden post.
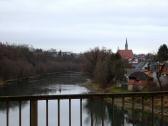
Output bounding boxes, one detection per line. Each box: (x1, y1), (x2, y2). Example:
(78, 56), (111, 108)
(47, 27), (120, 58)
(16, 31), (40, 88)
(30, 100), (38, 126)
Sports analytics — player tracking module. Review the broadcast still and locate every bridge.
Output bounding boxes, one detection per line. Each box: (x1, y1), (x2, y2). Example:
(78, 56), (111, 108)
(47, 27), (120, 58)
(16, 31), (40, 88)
(0, 91), (168, 126)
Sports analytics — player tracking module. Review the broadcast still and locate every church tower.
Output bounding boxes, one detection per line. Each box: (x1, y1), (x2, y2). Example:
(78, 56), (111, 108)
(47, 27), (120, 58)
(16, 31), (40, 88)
(117, 37), (133, 61)
(125, 38), (128, 50)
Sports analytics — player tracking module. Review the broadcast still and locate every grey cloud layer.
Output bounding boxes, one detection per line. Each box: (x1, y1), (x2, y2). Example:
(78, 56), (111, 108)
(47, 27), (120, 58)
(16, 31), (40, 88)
(0, 0), (168, 53)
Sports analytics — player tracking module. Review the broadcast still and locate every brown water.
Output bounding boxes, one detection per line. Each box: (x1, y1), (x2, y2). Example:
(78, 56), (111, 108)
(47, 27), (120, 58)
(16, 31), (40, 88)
(0, 72), (167, 126)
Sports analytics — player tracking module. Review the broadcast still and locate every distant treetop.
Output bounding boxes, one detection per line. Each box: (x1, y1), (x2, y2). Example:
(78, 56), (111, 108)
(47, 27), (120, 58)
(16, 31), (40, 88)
(157, 44), (168, 62)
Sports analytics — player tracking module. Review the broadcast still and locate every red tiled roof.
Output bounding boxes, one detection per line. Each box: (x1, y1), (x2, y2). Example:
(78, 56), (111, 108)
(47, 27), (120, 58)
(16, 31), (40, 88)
(117, 50), (134, 60)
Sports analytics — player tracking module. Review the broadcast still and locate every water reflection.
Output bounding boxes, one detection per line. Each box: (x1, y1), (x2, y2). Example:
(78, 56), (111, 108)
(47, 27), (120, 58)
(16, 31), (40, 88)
(0, 101), (28, 111)
(84, 99), (125, 126)
(0, 72), (168, 126)
(84, 99), (107, 125)
(84, 99), (168, 126)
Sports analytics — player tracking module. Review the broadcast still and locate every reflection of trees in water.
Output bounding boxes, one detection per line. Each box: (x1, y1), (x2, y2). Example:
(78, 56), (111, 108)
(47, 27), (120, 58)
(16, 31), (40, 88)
(0, 72), (87, 114)
(84, 99), (168, 126)
(84, 99), (126, 126)
(0, 101), (28, 112)
(84, 99), (107, 125)
(125, 108), (168, 126)
(106, 105), (124, 126)
(0, 72), (87, 96)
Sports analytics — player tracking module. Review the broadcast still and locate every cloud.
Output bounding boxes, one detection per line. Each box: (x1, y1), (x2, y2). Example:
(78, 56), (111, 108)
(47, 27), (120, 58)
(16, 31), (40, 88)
(0, 0), (168, 53)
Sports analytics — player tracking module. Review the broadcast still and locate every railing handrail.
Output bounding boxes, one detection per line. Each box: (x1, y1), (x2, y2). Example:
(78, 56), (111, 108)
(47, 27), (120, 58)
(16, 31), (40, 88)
(0, 91), (168, 101)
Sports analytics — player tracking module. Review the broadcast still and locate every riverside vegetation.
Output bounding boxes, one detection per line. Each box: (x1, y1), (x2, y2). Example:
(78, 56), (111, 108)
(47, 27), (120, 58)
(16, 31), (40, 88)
(1, 42), (168, 123)
(0, 43), (126, 87)
(81, 48), (126, 88)
(1, 42), (168, 91)
(0, 42), (81, 84)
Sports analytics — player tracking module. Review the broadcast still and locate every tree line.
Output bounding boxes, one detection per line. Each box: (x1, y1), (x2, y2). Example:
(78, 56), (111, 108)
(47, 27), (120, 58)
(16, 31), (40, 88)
(0, 42), (81, 81)
(1, 42), (168, 87)
(0, 43), (126, 87)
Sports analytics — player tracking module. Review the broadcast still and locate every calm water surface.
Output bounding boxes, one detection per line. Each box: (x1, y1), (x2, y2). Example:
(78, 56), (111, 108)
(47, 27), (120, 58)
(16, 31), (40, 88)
(0, 72), (167, 126)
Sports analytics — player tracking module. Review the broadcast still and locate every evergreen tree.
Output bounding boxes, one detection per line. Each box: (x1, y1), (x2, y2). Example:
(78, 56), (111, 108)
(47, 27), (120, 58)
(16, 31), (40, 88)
(157, 44), (168, 62)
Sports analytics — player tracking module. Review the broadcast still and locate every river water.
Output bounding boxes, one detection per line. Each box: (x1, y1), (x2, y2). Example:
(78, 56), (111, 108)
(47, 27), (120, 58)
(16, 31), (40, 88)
(0, 72), (167, 126)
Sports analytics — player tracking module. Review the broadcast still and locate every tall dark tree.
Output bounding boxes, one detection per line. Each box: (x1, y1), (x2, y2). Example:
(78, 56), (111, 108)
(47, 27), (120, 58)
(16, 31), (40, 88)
(81, 48), (126, 86)
(157, 44), (168, 62)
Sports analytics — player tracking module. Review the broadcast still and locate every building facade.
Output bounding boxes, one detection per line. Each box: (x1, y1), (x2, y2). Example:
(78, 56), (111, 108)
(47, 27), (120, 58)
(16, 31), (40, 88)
(117, 38), (134, 62)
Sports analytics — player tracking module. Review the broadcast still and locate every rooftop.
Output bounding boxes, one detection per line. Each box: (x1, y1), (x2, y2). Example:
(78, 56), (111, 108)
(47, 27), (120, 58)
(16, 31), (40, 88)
(117, 49), (134, 60)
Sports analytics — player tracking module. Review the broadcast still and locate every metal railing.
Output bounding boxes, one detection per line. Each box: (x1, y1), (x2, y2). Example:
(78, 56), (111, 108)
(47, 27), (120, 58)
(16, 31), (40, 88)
(0, 91), (168, 126)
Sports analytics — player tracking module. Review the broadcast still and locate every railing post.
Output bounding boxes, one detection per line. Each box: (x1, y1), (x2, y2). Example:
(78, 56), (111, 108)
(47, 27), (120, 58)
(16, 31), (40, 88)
(19, 101), (22, 126)
(90, 98), (93, 126)
(30, 100), (38, 126)
(58, 99), (60, 126)
(111, 97), (114, 126)
(151, 96), (154, 126)
(6, 101), (9, 126)
(46, 100), (48, 126)
(141, 96), (144, 126)
(161, 95), (164, 126)
(122, 96), (125, 125)
(101, 98), (104, 126)
(132, 96), (135, 126)
(80, 98), (82, 126)
(69, 99), (71, 126)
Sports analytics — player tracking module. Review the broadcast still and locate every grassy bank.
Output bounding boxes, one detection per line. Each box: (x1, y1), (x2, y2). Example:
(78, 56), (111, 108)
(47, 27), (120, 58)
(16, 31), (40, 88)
(84, 82), (168, 120)
(84, 82), (128, 93)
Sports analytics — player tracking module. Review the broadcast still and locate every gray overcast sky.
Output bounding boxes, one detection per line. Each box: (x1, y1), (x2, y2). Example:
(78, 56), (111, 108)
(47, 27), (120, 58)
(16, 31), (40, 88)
(0, 0), (168, 54)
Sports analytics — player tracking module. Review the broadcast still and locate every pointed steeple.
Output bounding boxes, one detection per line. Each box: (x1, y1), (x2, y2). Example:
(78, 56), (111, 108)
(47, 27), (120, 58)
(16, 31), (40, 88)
(117, 46), (119, 51)
(125, 38), (128, 50)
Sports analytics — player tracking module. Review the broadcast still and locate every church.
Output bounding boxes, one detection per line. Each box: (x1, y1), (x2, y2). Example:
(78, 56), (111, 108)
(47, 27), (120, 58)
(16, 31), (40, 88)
(117, 38), (134, 62)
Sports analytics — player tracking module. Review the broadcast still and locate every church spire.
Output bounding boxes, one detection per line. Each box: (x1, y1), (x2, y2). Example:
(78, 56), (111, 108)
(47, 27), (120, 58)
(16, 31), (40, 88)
(125, 38), (128, 50)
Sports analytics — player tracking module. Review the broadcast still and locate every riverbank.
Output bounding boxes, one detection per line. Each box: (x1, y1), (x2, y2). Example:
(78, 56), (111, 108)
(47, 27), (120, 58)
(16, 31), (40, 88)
(0, 71), (82, 86)
(84, 82), (168, 120)
(84, 81), (128, 93)
(0, 74), (45, 86)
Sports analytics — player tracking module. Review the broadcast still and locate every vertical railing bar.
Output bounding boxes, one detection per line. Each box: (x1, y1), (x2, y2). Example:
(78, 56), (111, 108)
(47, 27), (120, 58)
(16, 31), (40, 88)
(101, 98), (104, 126)
(122, 96), (125, 126)
(30, 100), (38, 126)
(141, 96), (144, 126)
(58, 99), (60, 126)
(6, 101), (9, 126)
(19, 101), (22, 126)
(122, 96), (125, 110)
(151, 96), (154, 126)
(161, 95), (164, 126)
(91, 98), (93, 126)
(69, 99), (71, 126)
(30, 100), (31, 126)
(112, 97), (114, 126)
(132, 96), (135, 126)
(80, 98), (82, 126)
(46, 100), (48, 126)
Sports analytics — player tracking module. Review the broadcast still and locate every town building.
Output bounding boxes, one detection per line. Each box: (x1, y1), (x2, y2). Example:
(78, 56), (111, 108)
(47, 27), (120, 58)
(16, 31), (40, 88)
(128, 71), (153, 91)
(117, 38), (134, 62)
(128, 62), (168, 91)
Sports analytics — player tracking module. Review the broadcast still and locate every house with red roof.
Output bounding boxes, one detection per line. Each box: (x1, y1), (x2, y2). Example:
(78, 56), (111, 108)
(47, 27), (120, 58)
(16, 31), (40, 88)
(117, 38), (134, 62)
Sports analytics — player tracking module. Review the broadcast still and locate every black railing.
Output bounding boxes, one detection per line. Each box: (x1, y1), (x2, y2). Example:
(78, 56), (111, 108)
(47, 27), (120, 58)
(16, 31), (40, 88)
(0, 91), (168, 126)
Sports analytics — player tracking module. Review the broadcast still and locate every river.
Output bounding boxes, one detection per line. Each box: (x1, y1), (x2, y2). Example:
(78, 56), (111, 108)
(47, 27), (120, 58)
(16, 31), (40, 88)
(0, 72), (167, 126)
